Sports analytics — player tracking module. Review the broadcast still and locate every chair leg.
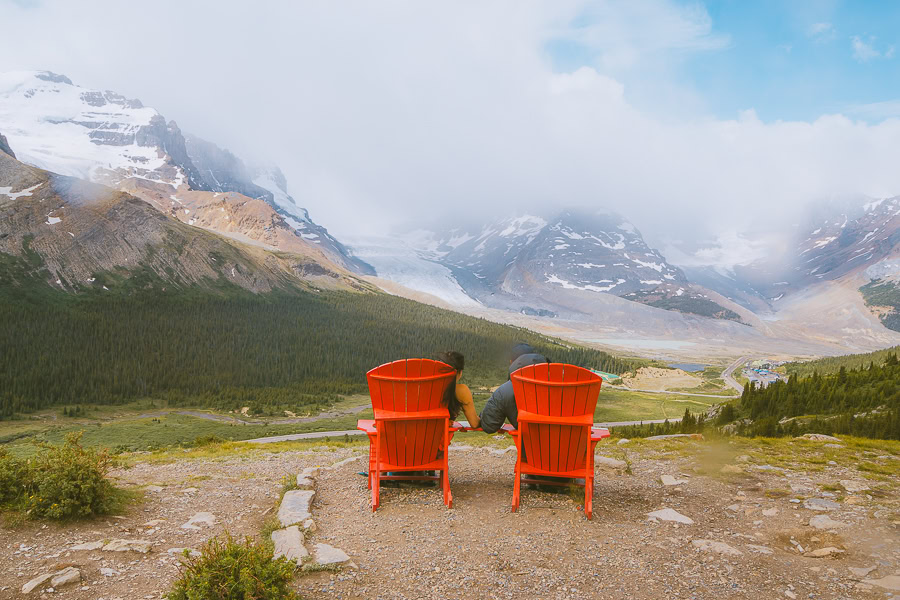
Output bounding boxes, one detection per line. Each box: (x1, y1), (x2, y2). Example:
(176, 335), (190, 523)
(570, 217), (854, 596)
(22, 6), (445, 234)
(367, 438), (374, 490)
(443, 469), (452, 508)
(512, 472), (521, 513)
(585, 476), (593, 520)
(372, 432), (381, 511)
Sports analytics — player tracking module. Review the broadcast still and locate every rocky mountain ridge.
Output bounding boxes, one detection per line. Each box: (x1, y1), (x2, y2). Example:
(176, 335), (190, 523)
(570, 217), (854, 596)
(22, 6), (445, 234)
(0, 70), (371, 276)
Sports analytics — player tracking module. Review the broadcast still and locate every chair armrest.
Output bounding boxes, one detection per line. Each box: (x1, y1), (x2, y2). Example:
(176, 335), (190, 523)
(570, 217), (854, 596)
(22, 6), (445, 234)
(357, 419), (376, 434)
(591, 427), (611, 441)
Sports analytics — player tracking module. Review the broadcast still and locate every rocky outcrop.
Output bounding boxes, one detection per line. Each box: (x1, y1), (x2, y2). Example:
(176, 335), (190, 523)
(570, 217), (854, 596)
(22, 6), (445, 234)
(0, 132), (14, 158)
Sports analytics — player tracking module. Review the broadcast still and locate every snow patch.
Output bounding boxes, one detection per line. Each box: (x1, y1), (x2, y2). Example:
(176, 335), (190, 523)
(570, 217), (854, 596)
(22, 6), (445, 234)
(46, 215), (61, 225)
(0, 182), (42, 199)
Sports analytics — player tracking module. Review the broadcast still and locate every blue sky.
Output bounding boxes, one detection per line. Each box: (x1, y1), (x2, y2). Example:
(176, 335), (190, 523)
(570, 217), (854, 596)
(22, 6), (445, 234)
(548, 0), (900, 123)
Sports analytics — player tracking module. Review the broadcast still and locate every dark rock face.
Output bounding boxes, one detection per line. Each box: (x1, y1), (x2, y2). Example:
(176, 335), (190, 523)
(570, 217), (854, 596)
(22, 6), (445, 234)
(35, 71), (72, 85)
(134, 117), (208, 190)
(0, 132), (15, 159)
(183, 134), (271, 200)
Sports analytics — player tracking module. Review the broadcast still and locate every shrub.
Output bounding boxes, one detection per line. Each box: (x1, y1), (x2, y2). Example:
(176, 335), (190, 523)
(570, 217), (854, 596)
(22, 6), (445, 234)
(0, 447), (27, 504)
(193, 434), (227, 447)
(24, 432), (119, 519)
(167, 533), (298, 600)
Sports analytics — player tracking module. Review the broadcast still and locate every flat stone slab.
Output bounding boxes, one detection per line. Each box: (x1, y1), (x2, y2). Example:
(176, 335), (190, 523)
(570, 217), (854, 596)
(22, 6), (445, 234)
(278, 490), (315, 526)
(595, 456), (626, 469)
(809, 514), (846, 530)
(313, 543), (351, 565)
(863, 575), (900, 591)
(762, 508), (779, 517)
(840, 480), (870, 493)
(296, 467), (320, 489)
(807, 547), (844, 558)
(804, 498), (840, 511)
(747, 545), (774, 555)
(647, 508), (694, 524)
(272, 526), (308, 564)
(70, 541), (104, 551)
(691, 539), (742, 556)
(660, 475), (688, 486)
(22, 567), (80, 594)
(102, 539), (152, 553)
(181, 512), (216, 530)
(849, 566), (877, 578)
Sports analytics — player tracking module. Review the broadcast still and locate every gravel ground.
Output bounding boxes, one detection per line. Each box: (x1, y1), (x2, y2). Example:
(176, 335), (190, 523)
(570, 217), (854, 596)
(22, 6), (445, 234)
(2, 440), (898, 600)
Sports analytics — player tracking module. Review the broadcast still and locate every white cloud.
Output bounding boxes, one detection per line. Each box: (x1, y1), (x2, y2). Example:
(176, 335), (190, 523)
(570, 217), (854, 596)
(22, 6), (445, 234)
(851, 35), (893, 62)
(0, 0), (898, 261)
(807, 22), (835, 42)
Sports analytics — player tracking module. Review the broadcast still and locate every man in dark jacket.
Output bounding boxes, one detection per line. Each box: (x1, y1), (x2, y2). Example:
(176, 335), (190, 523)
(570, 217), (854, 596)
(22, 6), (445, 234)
(479, 343), (549, 433)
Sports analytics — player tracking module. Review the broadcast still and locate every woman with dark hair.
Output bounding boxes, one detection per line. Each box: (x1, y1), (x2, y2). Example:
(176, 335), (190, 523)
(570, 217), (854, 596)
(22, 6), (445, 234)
(437, 351), (479, 427)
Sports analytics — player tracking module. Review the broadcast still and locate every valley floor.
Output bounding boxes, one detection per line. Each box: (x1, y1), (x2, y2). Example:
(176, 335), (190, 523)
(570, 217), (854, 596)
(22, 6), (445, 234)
(2, 436), (899, 599)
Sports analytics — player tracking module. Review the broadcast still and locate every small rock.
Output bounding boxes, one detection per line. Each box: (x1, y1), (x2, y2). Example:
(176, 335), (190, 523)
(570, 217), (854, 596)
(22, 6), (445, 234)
(863, 575), (900, 591)
(143, 519), (165, 527)
(302, 519), (316, 532)
(144, 485), (164, 493)
(21, 574), (54, 594)
(616, 438), (630, 445)
(839, 480), (870, 493)
(844, 495), (866, 505)
(660, 475), (687, 486)
(806, 547), (844, 558)
(823, 443), (843, 449)
(747, 544), (774, 555)
(102, 539), (152, 553)
(720, 465), (743, 474)
(595, 456), (626, 469)
(278, 490), (315, 526)
(798, 433), (841, 442)
(70, 541), (104, 551)
(181, 487), (199, 494)
(100, 568), (119, 576)
(691, 539), (742, 556)
(785, 591), (797, 599)
(808, 514), (845, 530)
(647, 508), (694, 524)
(804, 498), (840, 511)
(313, 543), (351, 565)
(167, 548), (201, 558)
(849, 566), (877, 578)
(725, 504), (741, 513)
(181, 512), (216, 530)
(272, 526), (308, 564)
(762, 508), (779, 517)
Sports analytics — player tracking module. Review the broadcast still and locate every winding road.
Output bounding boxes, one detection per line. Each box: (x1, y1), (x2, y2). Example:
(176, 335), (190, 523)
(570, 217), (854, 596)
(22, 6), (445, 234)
(722, 355), (750, 393)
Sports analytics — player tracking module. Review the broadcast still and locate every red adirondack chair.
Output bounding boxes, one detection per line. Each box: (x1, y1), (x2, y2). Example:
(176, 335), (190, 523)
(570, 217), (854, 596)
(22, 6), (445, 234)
(357, 359), (459, 511)
(507, 363), (610, 519)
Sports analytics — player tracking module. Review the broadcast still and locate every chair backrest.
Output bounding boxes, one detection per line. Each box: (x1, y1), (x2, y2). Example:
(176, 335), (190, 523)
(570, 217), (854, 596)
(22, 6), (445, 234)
(366, 359), (456, 468)
(511, 363), (603, 473)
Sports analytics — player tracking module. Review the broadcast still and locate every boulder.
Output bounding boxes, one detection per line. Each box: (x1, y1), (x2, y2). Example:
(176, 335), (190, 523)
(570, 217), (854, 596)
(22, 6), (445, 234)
(691, 539), (742, 556)
(103, 539), (152, 553)
(647, 508), (694, 524)
(278, 490), (315, 526)
(313, 543), (351, 565)
(272, 526), (308, 563)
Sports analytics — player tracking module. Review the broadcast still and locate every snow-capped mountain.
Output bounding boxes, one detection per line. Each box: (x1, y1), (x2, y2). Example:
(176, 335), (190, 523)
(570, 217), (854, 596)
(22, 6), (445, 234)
(379, 208), (741, 320)
(0, 70), (370, 274)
